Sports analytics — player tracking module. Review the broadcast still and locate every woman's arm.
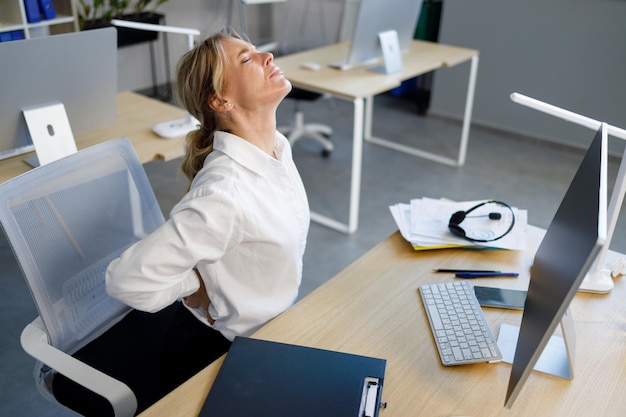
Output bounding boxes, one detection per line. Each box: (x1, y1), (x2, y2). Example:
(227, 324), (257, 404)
(105, 190), (241, 313)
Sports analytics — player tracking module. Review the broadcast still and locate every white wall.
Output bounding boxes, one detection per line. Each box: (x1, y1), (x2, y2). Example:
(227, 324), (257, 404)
(275, 0), (345, 54)
(430, 0), (626, 149)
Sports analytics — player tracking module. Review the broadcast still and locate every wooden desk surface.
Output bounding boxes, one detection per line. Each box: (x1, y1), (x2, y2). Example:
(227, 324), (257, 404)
(275, 40), (478, 100)
(139, 226), (626, 417)
(0, 91), (187, 184)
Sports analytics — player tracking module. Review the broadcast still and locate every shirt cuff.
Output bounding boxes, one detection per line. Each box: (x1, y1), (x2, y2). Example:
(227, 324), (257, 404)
(178, 270), (201, 299)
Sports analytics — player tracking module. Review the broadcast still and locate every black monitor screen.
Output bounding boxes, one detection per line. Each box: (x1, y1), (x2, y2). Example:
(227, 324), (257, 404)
(505, 125), (607, 407)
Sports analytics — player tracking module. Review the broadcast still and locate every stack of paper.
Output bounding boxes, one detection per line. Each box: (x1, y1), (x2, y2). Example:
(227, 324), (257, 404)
(389, 197), (527, 251)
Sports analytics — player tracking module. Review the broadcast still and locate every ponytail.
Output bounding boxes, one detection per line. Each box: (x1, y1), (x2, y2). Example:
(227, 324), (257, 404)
(174, 27), (245, 184)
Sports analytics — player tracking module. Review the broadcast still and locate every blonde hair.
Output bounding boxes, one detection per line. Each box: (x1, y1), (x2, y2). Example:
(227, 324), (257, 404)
(175, 27), (247, 184)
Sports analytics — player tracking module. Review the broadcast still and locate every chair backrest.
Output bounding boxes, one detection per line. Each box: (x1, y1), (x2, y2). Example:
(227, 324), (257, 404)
(0, 137), (165, 354)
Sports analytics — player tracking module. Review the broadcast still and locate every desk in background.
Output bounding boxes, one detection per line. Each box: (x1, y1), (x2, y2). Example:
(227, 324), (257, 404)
(0, 91), (187, 184)
(139, 225), (626, 417)
(275, 40), (478, 234)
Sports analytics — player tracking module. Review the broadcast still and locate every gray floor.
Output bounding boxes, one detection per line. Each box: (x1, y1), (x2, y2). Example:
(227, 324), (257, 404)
(2, 92), (625, 416)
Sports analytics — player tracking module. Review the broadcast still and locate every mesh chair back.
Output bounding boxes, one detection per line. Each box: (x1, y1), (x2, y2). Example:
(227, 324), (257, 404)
(0, 138), (165, 354)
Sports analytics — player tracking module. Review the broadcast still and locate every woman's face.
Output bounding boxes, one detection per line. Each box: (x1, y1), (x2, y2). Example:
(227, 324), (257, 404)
(218, 39), (292, 112)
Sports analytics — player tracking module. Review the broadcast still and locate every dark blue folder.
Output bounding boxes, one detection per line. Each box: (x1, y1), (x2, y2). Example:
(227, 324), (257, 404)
(38, 0), (56, 20)
(201, 337), (387, 417)
(23, 0), (41, 23)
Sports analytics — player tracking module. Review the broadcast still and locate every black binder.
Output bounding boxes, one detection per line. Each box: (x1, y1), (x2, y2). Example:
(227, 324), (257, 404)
(200, 337), (387, 417)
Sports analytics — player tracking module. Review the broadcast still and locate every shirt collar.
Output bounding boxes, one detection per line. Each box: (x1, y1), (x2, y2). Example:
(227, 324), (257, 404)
(211, 131), (289, 176)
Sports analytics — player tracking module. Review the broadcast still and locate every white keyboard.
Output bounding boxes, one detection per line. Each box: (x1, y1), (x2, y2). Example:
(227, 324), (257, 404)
(419, 280), (502, 365)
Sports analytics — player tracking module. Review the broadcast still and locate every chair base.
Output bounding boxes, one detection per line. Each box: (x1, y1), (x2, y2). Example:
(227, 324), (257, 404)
(279, 110), (334, 158)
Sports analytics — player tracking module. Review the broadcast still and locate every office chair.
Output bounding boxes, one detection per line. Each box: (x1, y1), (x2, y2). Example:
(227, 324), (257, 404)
(279, 88), (334, 157)
(0, 138), (210, 416)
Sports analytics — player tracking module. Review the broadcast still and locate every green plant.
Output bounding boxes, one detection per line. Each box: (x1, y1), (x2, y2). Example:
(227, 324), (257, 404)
(109, 0), (131, 19)
(76, 0), (170, 29)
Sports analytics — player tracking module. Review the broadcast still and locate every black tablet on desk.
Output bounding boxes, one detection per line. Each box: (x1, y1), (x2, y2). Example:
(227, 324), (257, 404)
(474, 286), (527, 310)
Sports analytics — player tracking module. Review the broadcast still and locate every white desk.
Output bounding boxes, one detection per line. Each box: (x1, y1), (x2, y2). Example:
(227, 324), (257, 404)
(0, 92), (187, 185)
(275, 40), (479, 234)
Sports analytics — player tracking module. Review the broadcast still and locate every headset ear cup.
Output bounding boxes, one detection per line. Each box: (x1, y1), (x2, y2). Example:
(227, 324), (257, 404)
(448, 223), (466, 237)
(448, 210), (467, 237)
(449, 210), (466, 226)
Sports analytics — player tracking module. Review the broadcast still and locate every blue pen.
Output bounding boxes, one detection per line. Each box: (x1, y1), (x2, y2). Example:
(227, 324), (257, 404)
(455, 272), (519, 279)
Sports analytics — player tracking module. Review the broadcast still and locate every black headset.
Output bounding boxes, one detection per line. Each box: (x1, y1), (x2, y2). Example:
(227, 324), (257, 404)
(448, 200), (515, 242)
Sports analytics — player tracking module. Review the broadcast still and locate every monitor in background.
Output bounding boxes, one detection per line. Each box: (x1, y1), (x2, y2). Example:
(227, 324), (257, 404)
(504, 124), (608, 408)
(330, 0), (423, 71)
(0, 28), (118, 163)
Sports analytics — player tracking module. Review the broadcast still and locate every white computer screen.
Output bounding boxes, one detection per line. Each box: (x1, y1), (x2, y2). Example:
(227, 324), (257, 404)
(0, 28), (117, 161)
(337, 0), (423, 70)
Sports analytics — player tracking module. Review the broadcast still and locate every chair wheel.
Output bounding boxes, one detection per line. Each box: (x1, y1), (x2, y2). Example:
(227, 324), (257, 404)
(321, 149), (331, 158)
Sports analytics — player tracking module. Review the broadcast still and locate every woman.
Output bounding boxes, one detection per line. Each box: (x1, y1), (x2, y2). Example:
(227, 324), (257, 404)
(103, 27), (309, 411)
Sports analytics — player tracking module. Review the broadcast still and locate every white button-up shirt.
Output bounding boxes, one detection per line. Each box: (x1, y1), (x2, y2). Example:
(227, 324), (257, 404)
(106, 131), (310, 341)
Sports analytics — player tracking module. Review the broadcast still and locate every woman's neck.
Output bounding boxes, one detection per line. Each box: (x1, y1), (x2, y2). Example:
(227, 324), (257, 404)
(222, 109), (278, 157)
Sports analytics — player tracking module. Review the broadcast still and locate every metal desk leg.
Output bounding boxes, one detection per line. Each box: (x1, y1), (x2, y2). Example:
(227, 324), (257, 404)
(458, 54), (479, 166)
(364, 54), (480, 168)
(309, 97), (364, 234)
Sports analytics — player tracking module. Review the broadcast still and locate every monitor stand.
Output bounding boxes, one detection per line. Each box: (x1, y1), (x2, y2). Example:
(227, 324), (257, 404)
(22, 101), (77, 167)
(579, 268), (614, 293)
(497, 308), (576, 380)
(368, 30), (403, 75)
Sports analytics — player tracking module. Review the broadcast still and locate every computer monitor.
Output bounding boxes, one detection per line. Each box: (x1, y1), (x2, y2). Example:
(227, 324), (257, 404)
(0, 28), (117, 163)
(330, 0), (423, 71)
(504, 123), (608, 408)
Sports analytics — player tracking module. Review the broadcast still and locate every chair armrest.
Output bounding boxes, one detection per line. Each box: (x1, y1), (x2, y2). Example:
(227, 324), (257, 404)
(21, 318), (137, 417)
